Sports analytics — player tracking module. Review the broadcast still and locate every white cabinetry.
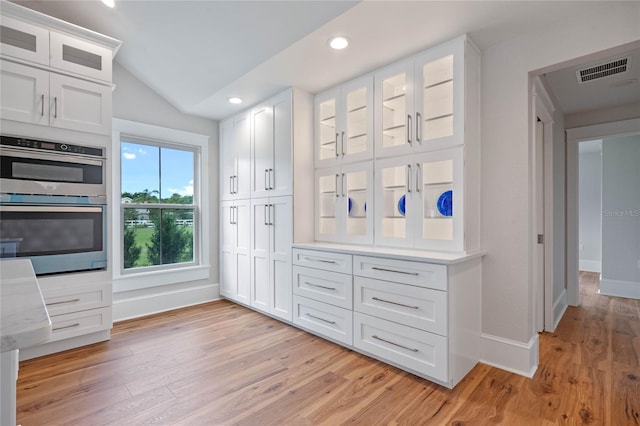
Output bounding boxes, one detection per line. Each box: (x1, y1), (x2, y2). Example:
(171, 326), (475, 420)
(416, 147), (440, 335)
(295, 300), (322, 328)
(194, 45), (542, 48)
(375, 147), (465, 251)
(251, 91), (293, 198)
(220, 200), (251, 305)
(220, 112), (251, 200)
(1, 60), (111, 134)
(292, 244), (482, 388)
(375, 36), (466, 158)
(292, 248), (354, 345)
(315, 75), (373, 167)
(219, 89), (314, 317)
(250, 196), (293, 321)
(0, 4), (120, 136)
(313, 35), (480, 253)
(315, 162), (373, 245)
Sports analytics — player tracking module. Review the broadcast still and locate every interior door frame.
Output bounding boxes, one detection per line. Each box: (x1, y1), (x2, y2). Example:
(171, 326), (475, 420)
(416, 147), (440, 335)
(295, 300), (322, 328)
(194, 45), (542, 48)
(565, 118), (640, 305)
(532, 77), (555, 332)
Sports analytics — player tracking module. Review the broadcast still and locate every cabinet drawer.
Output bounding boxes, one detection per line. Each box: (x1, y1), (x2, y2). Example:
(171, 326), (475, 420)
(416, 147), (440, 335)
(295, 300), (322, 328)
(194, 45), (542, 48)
(49, 307), (112, 342)
(293, 266), (352, 309)
(293, 248), (352, 274)
(353, 255), (447, 290)
(354, 312), (448, 383)
(293, 295), (353, 345)
(43, 283), (112, 316)
(354, 277), (447, 336)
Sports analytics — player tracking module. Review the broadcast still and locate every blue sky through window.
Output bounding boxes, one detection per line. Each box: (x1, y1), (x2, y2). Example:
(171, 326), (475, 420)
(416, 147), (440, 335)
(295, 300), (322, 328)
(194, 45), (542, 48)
(121, 141), (194, 199)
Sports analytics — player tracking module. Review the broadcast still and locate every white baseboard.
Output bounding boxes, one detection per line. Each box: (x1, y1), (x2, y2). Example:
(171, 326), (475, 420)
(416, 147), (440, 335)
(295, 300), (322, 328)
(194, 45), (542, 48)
(552, 289), (568, 331)
(113, 283), (220, 322)
(579, 259), (601, 273)
(599, 278), (640, 300)
(480, 333), (539, 378)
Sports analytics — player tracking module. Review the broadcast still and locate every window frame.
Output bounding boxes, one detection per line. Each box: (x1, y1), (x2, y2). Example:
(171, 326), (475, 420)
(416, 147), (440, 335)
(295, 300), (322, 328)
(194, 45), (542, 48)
(112, 119), (210, 291)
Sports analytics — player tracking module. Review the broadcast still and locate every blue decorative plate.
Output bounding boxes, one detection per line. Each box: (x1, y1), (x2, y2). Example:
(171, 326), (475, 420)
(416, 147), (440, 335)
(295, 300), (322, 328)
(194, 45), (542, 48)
(348, 197), (353, 214)
(364, 202), (367, 213)
(397, 194), (406, 216)
(437, 190), (453, 216)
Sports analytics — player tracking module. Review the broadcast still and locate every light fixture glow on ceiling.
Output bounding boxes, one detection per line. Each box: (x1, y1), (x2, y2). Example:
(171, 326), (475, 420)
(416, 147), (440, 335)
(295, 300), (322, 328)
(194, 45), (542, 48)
(228, 97), (243, 104)
(329, 36), (350, 50)
(101, 0), (115, 8)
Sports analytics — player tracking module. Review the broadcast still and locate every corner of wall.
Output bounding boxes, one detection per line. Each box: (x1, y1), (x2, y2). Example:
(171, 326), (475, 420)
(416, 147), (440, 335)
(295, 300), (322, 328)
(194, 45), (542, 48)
(480, 333), (539, 378)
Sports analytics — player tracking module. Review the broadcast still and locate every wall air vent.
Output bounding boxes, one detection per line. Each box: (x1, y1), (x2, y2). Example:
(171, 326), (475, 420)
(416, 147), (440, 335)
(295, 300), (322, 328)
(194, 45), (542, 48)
(576, 57), (631, 83)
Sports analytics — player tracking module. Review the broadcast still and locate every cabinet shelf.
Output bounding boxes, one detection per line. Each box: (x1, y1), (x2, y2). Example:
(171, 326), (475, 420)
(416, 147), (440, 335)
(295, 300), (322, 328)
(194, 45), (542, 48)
(423, 181), (453, 186)
(424, 113), (453, 123)
(424, 79), (453, 90)
(383, 93), (406, 103)
(383, 124), (406, 133)
(348, 105), (366, 113)
(348, 132), (367, 140)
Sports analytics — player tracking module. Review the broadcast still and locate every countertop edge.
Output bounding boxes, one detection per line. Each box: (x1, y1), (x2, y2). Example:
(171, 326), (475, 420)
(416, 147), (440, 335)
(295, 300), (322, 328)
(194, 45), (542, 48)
(292, 243), (486, 265)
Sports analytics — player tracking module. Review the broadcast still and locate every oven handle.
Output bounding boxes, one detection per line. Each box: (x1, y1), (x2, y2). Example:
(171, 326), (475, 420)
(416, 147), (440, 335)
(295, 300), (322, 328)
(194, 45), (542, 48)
(0, 147), (105, 165)
(0, 206), (103, 213)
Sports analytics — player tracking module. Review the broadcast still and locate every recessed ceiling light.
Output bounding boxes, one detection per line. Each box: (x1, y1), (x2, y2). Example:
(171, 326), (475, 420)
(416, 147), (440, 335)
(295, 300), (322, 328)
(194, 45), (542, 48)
(329, 36), (350, 50)
(228, 97), (243, 104)
(101, 0), (115, 8)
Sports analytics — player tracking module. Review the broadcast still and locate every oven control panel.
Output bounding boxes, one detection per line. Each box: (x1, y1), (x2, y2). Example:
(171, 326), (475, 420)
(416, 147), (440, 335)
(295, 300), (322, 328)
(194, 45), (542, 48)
(0, 136), (104, 157)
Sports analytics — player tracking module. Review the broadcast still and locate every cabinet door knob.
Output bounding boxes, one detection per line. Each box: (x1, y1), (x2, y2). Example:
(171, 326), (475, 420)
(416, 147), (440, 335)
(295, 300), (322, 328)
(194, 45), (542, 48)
(407, 114), (412, 145)
(54, 96), (58, 119)
(335, 133), (339, 157)
(416, 112), (422, 143)
(41, 94), (45, 116)
(407, 164), (412, 193)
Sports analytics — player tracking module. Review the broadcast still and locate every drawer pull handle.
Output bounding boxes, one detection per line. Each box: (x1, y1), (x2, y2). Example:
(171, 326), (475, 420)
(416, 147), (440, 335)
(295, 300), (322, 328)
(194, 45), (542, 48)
(306, 313), (336, 325)
(372, 297), (419, 310)
(372, 335), (419, 353)
(303, 257), (337, 264)
(304, 281), (337, 291)
(52, 322), (80, 332)
(371, 267), (419, 276)
(46, 298), (80, 306)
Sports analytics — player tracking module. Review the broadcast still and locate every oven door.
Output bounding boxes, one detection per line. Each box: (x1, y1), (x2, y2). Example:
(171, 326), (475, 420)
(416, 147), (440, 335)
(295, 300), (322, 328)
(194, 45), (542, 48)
(0, 204), (107, 275)
(0, 148), (105, 196)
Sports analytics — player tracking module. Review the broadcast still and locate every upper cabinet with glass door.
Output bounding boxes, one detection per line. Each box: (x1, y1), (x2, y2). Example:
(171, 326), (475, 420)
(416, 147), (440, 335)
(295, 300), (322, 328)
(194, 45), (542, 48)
(315, 75), (373, 168)
(375, 35), (469, 158)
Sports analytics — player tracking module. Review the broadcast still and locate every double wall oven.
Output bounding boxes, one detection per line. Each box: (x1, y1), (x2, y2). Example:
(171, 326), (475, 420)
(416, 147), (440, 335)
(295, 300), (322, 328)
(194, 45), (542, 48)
(0, 136), (107, 275)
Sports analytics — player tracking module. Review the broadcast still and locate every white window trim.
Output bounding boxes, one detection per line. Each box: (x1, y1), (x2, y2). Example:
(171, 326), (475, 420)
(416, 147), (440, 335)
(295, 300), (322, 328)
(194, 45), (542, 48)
(112, 118), (210, 292)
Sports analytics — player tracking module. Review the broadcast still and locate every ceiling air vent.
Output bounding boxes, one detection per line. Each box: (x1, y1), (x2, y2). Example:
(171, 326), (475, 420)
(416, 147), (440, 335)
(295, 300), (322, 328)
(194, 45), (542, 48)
(576, 57), (631, 83)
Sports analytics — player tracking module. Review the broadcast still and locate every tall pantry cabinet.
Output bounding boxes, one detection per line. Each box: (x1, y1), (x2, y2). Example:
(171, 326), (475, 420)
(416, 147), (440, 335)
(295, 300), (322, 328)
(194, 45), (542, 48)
(219, 89), (313, 321)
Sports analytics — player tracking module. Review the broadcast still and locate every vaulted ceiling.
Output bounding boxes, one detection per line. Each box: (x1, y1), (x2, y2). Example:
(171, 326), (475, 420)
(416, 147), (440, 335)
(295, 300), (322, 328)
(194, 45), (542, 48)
(12, 0), (640, 120)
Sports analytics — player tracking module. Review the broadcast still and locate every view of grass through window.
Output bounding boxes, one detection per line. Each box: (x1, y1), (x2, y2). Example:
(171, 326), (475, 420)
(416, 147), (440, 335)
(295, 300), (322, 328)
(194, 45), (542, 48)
(121, 140), (196, 269)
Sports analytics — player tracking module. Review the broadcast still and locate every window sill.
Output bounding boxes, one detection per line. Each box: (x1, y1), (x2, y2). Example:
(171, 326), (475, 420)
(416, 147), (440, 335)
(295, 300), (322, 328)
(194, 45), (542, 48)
(113, 265), (211, 293)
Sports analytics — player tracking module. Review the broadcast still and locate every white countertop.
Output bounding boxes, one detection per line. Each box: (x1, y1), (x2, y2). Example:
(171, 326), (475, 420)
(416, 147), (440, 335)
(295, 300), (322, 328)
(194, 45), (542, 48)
(1, 259), (51, 352)
(292, 242), (485, 264)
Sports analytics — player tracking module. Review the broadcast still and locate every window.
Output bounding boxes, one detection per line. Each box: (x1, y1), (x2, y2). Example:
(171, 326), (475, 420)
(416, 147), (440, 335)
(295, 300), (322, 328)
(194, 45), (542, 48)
(121, 139), (197, 270)
(112, 119), (210, 284)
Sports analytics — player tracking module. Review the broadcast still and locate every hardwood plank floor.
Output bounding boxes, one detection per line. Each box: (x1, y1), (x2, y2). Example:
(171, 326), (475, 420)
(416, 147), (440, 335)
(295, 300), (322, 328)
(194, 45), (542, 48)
(16, 272), (640, 425)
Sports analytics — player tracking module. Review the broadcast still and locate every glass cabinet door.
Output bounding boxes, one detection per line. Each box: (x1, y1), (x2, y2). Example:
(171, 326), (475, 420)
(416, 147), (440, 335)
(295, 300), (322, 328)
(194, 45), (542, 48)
(315, 167), (341, 241)
(315, 92), (338, 165)
(414, 147), (463, 251)
(343, 163), (373, 244)
(414, 38), (464, 151)
(341, 76), (373, 164)
(375, 157), (412, 247)
(375, 60), (415, 158)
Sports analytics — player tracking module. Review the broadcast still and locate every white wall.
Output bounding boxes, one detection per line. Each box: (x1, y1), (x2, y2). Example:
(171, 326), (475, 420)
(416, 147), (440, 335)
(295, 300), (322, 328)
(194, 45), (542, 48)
(480, 2), (639, 374)
(566, 101), (640, 129)
(600, 135), (640, 299)
(111, 63), (220, 320)
(578, 149), (602, 272)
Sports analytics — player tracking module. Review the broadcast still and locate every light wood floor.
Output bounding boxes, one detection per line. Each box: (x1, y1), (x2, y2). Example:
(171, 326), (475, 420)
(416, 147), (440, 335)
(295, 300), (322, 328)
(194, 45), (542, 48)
(16, 272), (640, 425)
